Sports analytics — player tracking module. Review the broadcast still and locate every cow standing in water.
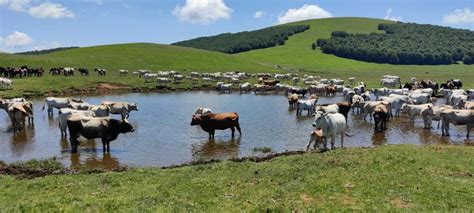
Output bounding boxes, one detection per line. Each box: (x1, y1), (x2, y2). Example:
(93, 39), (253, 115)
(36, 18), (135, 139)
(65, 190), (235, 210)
(67, 115), (134, 153)
(191, 112), (242, 139)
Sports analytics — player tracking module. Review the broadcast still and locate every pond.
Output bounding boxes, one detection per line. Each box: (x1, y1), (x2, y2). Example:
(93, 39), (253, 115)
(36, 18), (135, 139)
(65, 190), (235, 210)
(0, 91), (470, 169)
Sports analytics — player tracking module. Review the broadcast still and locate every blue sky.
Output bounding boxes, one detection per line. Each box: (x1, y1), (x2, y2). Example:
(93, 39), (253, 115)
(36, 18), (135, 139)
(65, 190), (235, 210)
(0, 0), (473, 52)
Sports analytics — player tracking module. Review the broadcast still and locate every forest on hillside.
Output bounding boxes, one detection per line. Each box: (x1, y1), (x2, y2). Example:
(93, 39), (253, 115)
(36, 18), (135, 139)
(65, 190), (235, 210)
(173, 25), (310, 54)
(315, 23), (474, 65)
(16, 47), (79, 55)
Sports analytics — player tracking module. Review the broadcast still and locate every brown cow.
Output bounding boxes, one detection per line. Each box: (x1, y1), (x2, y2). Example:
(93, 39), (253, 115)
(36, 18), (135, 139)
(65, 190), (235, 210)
(191, 112), (242, 139)
(288, 94), (299, 108)
(307, 128), (324, 151)
(325, 85), (337, 96)
(263, 80), (280, 87)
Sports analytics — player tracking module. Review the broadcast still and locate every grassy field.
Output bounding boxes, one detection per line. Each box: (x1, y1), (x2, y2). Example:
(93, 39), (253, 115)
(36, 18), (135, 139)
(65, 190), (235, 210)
(239, 17), (474, 87)
(0, 17), (473, 98)
(0, 43), (272, 97)
(0, 145), (473, 211)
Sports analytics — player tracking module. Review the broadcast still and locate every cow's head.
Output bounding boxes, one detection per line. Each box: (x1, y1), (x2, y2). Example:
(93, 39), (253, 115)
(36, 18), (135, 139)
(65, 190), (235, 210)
(119, 119), (134, 133)
(129, 103), (138, 111)
(190, 115), (203, 126)
(312, 112), (327, 127)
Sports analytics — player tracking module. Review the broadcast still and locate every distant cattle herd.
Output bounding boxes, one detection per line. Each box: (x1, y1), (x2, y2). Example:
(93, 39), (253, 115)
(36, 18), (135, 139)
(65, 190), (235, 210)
(0, 66), (473, 154)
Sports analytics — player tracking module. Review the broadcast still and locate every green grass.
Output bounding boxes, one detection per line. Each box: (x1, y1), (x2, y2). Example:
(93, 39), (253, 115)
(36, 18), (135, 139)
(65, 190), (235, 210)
(239, 17), (474, 88)
(0, 145), (473, 211)
(0, 17), (473, 98)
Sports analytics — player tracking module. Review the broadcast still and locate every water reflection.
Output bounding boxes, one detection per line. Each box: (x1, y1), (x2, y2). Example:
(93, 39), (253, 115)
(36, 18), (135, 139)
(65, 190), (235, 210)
(192, 137), (241, 161)
(70, 152), (120, 170)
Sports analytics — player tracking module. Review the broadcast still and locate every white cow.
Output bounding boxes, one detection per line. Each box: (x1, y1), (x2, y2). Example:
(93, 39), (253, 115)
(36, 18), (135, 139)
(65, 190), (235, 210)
(420, 105), (453, 129)
(144, 73), (158, 83)
(312, 112), (348, 150)
(58, 108), (95, 137)
(0, 78), (13, 89)
(42, 97), (84, 116)
(296, 99), (318, 116)
(194, 107), (212, 115)
(216, 82), (232, 93)
(351, 95), (365, 114)
(101, 101), (138, 120)
(408, 93), (431, 105)
(401, 103), (433, 122)
(239, 82), (251, 93)
(440, 109), (474, 139)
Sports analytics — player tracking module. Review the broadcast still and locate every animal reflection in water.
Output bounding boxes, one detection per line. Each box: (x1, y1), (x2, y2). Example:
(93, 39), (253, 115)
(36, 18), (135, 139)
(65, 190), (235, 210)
(192, 137), (241, 162)
(63, 138), (121, 170)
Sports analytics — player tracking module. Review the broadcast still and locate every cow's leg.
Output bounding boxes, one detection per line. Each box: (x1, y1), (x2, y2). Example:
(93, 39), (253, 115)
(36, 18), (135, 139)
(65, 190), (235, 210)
(107, 141), (111, 153)
(467, 125), (470, 139)
(340, 132), (344, 148)
(230, 126), (235, 137)
(330, 135), (335, 150)
(102, 138), (107, 153)
(236, 124), (242, 135)
(306, 135), (313, 151)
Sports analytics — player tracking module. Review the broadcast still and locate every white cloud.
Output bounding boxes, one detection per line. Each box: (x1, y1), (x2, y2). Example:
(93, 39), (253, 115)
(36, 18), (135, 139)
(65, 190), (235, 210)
(83, 0), (103, 5)
(384, 8), (402, 21)
(28, 2), (74, 19)
(254, 11), (264, 19)
(2, 31), (33, 47)
(277, 4), (332, 24)
(0, 0), (31, 12)
(173, 0), (232, 24)
(443, 8), (474, 24)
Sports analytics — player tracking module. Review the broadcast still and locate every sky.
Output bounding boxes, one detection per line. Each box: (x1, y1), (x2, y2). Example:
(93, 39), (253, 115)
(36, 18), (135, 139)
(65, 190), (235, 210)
(0, 0), (473, 53)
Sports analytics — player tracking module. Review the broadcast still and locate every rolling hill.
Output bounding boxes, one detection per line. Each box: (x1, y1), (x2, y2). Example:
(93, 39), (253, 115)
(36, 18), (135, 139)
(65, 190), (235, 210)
(0, 17), (473, 97)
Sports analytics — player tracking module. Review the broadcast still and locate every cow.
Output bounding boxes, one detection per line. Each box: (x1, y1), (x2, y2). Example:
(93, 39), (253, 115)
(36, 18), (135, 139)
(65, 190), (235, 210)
(68, 101), (91, 110)
(373, 104), (389, 132)
(78, 68), (89, 76)
(67, 115), (134, 153)
(289, 87), (308, 97)
(42, 97), (84, 116)
(239, 82), (251, 93)
(157, 77), (172, 86)
(457, 100), (474, 110)
(362, 101), (391, 121)
(94, 68), (107, 76)
(296, 98), (318, 116)
(100, 101), (138, 120)
(352, 95), (365, 114)
(254, 84), (271, 94)
(307, 128), (324, 151)
(440, 109), (473, 139)
(325, 85), (337, 96)
(420, 105), (453, 129)
(379, 95), (408, 117)
(401, 103), (433, 122)
(7, 103), (33, 132)
(190, 112), (242, 139)
(118, 70), (129, 76)
(312, 111), (348, 150)
(0, 78), (12, 90)
(144, 73), (158, 83)
(216, 82), (232, 93)
(371, 87), (389, 99)
(194, 107), (212, 115)
(408, 93), (431, 105)
(380, 78), (397, 87)
(58, 108), (95, 137)
(288, 94), (299, 108)
(88, 104), (110, 117)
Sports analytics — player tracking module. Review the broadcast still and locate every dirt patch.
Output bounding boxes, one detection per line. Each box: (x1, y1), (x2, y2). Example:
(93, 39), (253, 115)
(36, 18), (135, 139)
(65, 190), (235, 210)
(96, 83), (131, 90)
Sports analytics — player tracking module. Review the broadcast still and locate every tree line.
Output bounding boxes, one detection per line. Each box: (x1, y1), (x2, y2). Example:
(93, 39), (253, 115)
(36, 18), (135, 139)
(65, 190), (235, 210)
(16, 47), (79, 55)
(314, 23), (474, 65)
(173, 25), (310, 54)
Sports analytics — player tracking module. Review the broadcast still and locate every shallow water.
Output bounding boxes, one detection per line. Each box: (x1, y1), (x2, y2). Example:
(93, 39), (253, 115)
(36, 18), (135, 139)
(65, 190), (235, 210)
(0, 91), (471, 169)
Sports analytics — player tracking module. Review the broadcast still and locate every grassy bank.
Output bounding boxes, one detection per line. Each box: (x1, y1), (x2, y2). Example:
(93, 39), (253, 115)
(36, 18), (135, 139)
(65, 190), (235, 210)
(1, 145), (473, 211)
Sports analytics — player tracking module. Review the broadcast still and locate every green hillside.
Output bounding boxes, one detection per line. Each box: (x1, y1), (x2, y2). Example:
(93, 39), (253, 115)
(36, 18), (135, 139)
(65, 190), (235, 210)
(239, 17), (474, 86)
(0, 43), (271, 97)
(0, 18), (473, 98)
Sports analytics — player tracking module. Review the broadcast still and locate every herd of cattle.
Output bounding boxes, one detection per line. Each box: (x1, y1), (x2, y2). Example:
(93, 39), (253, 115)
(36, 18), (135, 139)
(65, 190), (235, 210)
(0, 70), (473, 154)
(0, 97), (137, 153)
